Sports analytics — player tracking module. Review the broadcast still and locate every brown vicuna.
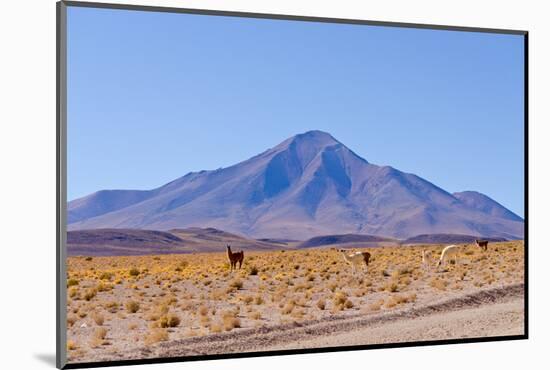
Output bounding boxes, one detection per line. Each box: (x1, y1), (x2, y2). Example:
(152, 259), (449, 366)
(338, 249), (371, 274)
(226, 245), (244, 271)
(475, 239), (489, 251)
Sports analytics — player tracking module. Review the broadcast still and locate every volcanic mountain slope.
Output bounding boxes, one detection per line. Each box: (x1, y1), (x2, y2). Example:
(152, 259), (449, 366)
(68, 130), (524, 240)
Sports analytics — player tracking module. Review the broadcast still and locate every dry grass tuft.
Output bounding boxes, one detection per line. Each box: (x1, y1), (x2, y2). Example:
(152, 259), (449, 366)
(91, 312), (105, 326)
(93, 327), (107, 340)
(229, 279), (244, 290)
(316, 299), (326, 310)
(125, 300), (140, 313)
(67, 340), (78, 351)
(430, 278), (448, 291)
(67, 278), (79, 287)
(368, 299), (385, 311)
(83, 288), (97, 301)
(158, 313), (181, 328)
(221, 310), (241, 331)
(144, 328), (169, 345)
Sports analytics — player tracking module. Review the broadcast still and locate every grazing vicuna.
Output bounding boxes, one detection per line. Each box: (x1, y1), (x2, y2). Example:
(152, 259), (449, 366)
(475, 239), (489, 251)
(436, 245), (460, 269)
(338, 249), (371, 274)
(226, 245), (244, 271)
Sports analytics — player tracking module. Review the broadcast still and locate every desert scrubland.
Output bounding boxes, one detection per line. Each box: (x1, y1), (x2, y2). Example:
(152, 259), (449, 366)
(66, 241), (524, 363)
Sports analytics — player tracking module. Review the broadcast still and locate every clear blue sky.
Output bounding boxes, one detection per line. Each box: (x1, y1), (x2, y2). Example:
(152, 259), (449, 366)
(67, 6), (525, 217)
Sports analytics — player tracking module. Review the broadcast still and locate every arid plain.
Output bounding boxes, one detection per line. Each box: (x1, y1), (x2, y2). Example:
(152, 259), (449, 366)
(66, 241), (524, 363)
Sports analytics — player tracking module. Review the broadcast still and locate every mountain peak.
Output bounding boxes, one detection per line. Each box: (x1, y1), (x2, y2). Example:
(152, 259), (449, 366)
(290, 130), (339, 146)
(68, 130), (524, 240)
(295, 130), (336, 139)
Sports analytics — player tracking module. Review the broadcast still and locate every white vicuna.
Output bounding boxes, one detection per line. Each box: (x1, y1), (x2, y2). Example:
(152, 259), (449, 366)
(338, 249), (371, 274)
(436, 245), (460, 269)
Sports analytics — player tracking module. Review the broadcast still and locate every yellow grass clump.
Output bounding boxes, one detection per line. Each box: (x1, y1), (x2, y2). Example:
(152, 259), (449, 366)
(125, 300), (140, 313)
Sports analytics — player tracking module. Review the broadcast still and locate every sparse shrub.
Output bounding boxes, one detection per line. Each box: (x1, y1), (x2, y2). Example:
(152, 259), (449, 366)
(249, 311), (262, 320)
(93, 327), (107, 340)
(67, 278), (79, 287)
(103, 301), (119, 313)
(344, 299), (354, 309)
(333, 292), (347, 306)
(385, 294), (415, 308)
(126, 300), (140, 313)
(430, 278), (448, 291)
(281, 300), (295, 315)
(385, 281), (399, 292)
(198, 313), (211, 327)
(230, 279), (243, 289)
(158, 313), (180, 328)
(368, 299), (384, 311)
(144, 328), (169, 344)
(221, 310), (241, 331)
(291, 308), (305, 319)
(99, 272), (114, 281)
(97, 281), (113, 292)
(68, 287), (80, 299)
(316, 299), (326, 310)
(198, 306), (209, 316)
(241, 295), (254, 305)
(85, 257), (93, 261)
(67, 315), (77, 327)
(210, 323), (223, 333)
(249, 266), (259, 276)
(91, 312), (105, 325)
(129, 267), (140, 277)
(83, 288), (97, 301)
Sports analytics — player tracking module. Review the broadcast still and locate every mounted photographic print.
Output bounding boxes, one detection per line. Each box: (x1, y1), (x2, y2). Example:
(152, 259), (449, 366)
(56, 1), (528, 368)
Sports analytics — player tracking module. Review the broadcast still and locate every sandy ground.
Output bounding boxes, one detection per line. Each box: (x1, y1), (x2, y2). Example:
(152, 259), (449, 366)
(93, 283), (524, 362)
(270, 297), (524, 350)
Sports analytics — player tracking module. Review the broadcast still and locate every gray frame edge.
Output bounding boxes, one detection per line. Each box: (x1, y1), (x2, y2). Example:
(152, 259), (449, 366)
(56, 1), (68, 369)
(57, 1), (528, 368)
(62, 0), (527, 35)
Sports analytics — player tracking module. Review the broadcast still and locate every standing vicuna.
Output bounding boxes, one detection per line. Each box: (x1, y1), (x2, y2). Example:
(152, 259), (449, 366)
(338, 249), (371, 274)
(436, 245), (460, 269)
(421, 249), (433, 269)
(226, 245), (244, 271)
(475, 239), (489, 251)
